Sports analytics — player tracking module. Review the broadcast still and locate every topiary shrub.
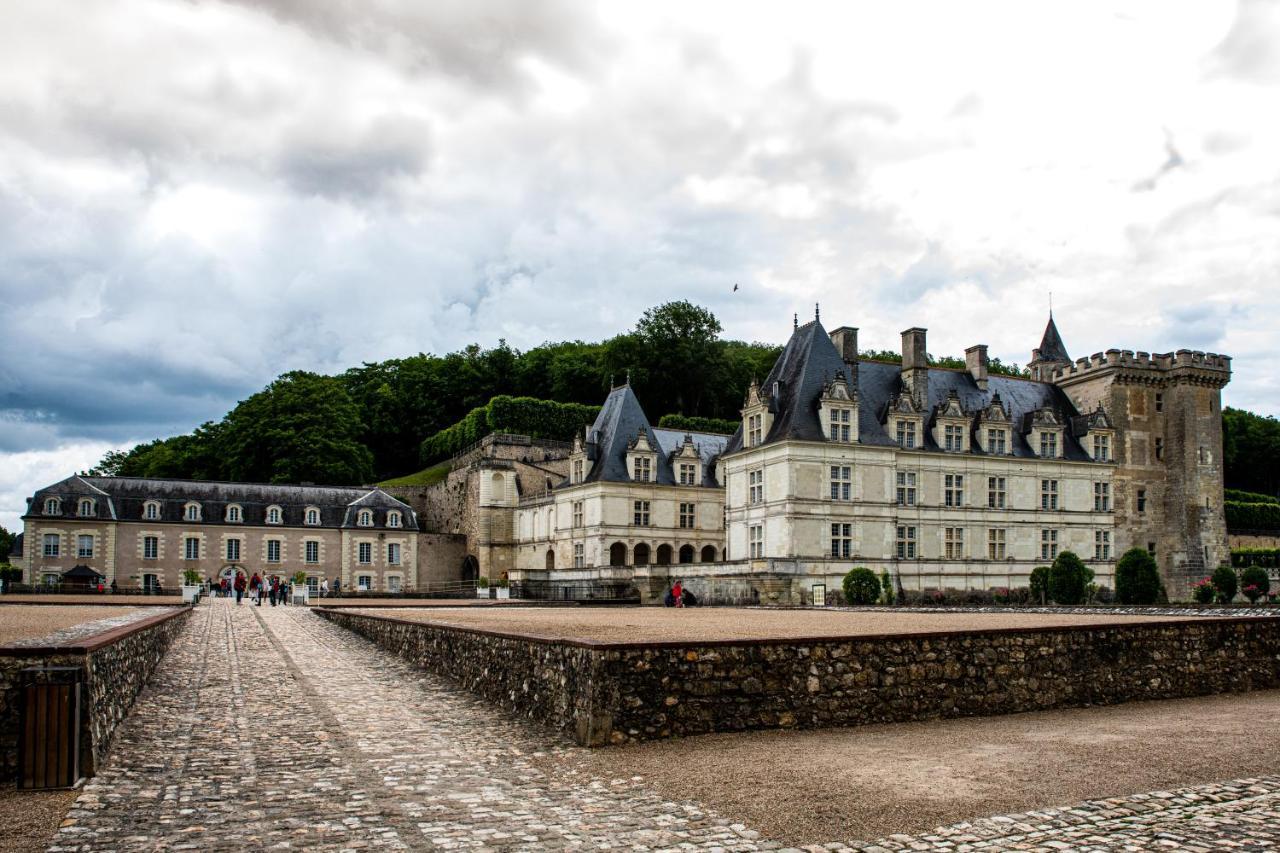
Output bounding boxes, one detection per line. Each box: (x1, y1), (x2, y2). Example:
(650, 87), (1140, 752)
(1115, 547), (1161, 605)
(842, 567), (881, 605)
(1211, 564), (1237, 603)
(1029, 566), (1051, 604)
(1094, 585), (1115, 604)
(1240, 565), (1270, 604)
(1049, 551), (1089, 605)
(1192, 577), (1215, 604)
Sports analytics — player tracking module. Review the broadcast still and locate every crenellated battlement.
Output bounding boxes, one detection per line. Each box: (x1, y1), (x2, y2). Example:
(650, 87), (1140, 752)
(1052, 347), (1232, 383)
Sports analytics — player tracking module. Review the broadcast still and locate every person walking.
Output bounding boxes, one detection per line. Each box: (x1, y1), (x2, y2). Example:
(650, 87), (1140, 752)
(280, 579), (290, 606)
(320, 578), (329, 599)
(234, 573), (246, 604)
(268, 577), (277, 606)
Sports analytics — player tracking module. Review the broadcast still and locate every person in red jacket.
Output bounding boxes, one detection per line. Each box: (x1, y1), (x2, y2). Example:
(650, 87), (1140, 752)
(234, 573), (247, 605)
(672, 580), (684, 608)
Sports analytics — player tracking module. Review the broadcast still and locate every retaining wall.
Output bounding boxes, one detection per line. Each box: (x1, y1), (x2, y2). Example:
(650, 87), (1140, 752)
(315, 608), (1280, 747)
(0, 607), (190, 780)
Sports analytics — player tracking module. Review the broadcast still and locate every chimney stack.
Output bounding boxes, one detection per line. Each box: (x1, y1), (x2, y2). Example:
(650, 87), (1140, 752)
(901, 327), (929, 409)
(966, 344), (989, 390)
(829, 326), (858, 364)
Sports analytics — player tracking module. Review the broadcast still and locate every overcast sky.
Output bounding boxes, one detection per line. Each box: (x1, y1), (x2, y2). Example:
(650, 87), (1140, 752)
(3, 0), (1278, 531)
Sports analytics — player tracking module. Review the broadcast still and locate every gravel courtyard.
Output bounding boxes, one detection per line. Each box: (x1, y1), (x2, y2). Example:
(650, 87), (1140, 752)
(0, 605), (147, 645)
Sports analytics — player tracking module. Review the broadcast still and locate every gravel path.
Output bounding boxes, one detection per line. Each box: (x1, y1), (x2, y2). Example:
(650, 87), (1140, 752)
(0, 606), (146, 646)
(358, 606), (1212, 643)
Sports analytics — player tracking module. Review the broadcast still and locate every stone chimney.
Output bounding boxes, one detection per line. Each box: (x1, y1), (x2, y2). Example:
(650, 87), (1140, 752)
(965, 344), (989, 390)
(829, 326), (858, 364)
(901, 327), (929, 409)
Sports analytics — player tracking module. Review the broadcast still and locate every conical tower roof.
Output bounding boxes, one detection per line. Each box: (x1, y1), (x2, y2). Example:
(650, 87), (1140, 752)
(1037, 315), (1070, 363)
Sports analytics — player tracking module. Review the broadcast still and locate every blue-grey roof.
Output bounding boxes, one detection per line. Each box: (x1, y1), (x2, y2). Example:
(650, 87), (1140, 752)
(723, 319), (1102, 462)
(1037, 316), (1071, 363)
(582, 385), (728, 487)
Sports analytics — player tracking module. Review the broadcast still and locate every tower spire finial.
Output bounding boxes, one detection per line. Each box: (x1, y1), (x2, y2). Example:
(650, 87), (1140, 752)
(815, 302), (820, 322)
(793, 312), (798, 330)
(1049, 290), (1053, 318)
(626, 369), (631, 385)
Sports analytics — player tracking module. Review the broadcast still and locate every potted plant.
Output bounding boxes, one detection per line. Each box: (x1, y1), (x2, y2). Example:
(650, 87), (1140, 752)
(495, 576), (510, 600)
(476, 576), (490, 598)
(292, 571), (310, 604)
(181, 569), (202, 604)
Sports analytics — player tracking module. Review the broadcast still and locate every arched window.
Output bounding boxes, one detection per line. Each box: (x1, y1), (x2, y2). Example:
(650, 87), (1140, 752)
(545, 549), (555, 570)
(656, 544), (673, 565)
(143, 501), (160, 520)
(305, 507), (320, 526)
(44, 498), (61, 515)
(700, 544), (718, 563)
(678, 544), (695, 564)
(266, 506), (282, 525)
(387, 511), (401, 528)
(78, 498), (95, 517)
(609, 542), (627, 566)
(358, 510), (373, 527)
(225, 504), (242, 523)
(184, 502), (202, 522)
(633, 543), (651, 566)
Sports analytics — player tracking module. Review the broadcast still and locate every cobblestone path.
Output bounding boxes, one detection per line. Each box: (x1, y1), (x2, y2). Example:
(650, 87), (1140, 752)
(52, 599), (1280, 851)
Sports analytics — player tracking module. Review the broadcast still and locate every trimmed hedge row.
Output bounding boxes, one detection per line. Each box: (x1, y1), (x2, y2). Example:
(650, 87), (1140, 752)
(656, 413), (738, 436)
(419, 396), (600, 463)
(1226, 500), (1280, 531)
(1226, 488), (1279, 505)
(1232, 548), (1280, 568)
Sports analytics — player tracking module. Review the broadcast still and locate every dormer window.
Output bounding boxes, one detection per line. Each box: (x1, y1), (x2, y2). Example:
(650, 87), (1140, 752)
(568, 433), (593, 484)
(184, 502), (202, 522)
(632, 457), (652, 482)
(678, 463), (697, 485)
(387, 510), (402, 528)
(672, 434), (702, 486)
(828, 409), (852, 442)
(747, 414), (764, 446)
(1092, 434), (1111, 462)
(266, 506), (282, 525)
(358, 509), (373, 527)
(1026, 406), (1065, 460)
(143, 501), (160, 520)
(943, 425), (964, 452)
(886, 389), (923, 451)
(226, 504), (242, 523)
(626, 427), (658, 484)
(977, 393), (1011, 456)
(78, 498), (95, 517)
(985, 429), (1008, 455)
(44, 497), (61, 515)
(932, 390), (969, 453)
(1039, 432), (1058, 458)
(741, 379), (774, 449)
(305, 507), (320, 526)
(896, 421), (917, 449)
(819, 372), (858, 443)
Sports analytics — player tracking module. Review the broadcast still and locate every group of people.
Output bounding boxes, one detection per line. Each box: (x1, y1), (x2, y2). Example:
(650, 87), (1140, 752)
(212, 574), (342, 604)
(664, 580), (699, 608)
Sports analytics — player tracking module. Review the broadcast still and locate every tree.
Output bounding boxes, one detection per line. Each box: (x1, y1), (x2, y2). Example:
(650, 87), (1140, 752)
(1115, 548), (1161, 605)
(632, 301), (725, 417)
(1240, 566), (1270, 604)
(1223, 407), (1280, 498)
(0, 524), (13, 564)
(1029, 566), (1051, 604)
(1211, 564), (1238, 604)
(842, 567), (881, 605)
(1049, 551), (1089, 605)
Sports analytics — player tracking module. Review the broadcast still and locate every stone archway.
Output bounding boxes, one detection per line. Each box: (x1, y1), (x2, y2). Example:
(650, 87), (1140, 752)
(656, 544), (673, 566)
(545, 549), (555, 570)
(609, 542), (627, 566)
(461, 555), (480, 582)
(700, 545), (718, 562)
(679, 545), (695, 564)
(634, 543), (651, 566)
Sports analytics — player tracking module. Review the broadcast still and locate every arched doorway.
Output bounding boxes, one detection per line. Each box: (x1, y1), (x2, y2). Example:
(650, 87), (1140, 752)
(700, 545), (718, 562)
(656, 544), (673, 565)
(679, 545), (695, 564)
(634, 543), (650, 566)
(545, 549), (555, 570)
(609, 542), (627, 566)
(461, 555), (479, 582)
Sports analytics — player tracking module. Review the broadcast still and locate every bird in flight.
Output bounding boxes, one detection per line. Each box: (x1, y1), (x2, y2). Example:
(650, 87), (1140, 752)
(732, 283), (739, 292)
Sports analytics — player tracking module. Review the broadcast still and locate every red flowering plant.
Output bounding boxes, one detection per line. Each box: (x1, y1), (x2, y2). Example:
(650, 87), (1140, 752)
(1243, 583), (1264, 605)
(1192, 577), (1216, 604)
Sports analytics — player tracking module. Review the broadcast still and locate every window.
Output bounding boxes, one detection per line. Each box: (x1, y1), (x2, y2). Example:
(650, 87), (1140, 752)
(830, 523), (852, 558)
(944, 527), (964, 559)
(747, 413), (763, 447)
(1155, 392), (1164, 413)
(896, 420), (917, 449)
(830, 466), (852, 501)
(387, 575), (402, 594)
(944, 474), (964, 507)
(749, 525), (763, 558)
(572, 501), (584, 527)
(226, 505), (242, 523)
(1040, 479), (1059, 510)
(573, 543), (584, 568)
(78, 499), (94, 517)
(986, 429), (1007, 455)
(632, 457), (652, 482)
(184, 502), (201, 521)
(633, 500), (650, 526)
(43, 498), (60, 515)
(357, 574), (372, 591)
(572, 459), (585, 482)
(306, 508), (320, 526)
(1154, 437), (1164, 461)
(387, 543), (401, 565)
(358, 510), (373, 527)
(987, 528), (1006, 560)
(387, 511), (402, 528)
(1137, 489), (1147, 513)
(1039, 432), (1058, 458)
(895, 471), (917, 506)
(143, 536), (158, 560)
(895, 525), (917, 559)
(185, 537), (200, 560)
(77, 534), (94, 558)
(679, 502), (696, 529)
(227, 539), (241, 561)
(357, 542), (372, 564)
(1093, 435), (1111, 462)
(828, 408), (852, 442)
(1094, 482), (1110, 511)
(42, 533), (60, 557)
(679, 462), (698, 485)
(264, 539), (279, 562)
(267, 506), (282, 525)
(1040, 529), (1058, 561)
(749, 469), (764, 504)
(144, 502), (160, 520)
(944, 424), (964, 452)
(1095, 530), (1111, 560)
(305, 541), (319, 563)
(988, 476), (1006, 509)
(1147, 541), (1156, 556)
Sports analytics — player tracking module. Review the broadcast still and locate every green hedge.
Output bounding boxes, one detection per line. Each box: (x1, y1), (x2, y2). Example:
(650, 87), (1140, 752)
(419, 396), (600, 463)
(1226, 501), (1280, 531)
(1225, 488), (1279, 505)
(1232, 548), (1280, 568)
(656, 414), (738, 435)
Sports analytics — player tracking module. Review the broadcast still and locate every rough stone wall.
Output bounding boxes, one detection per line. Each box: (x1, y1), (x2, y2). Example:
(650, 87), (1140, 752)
(1231, 533), (1280, 549)
(315, 609), (1280, 747)
(416, 533), (469, 586)
(0, 651), (82, 781)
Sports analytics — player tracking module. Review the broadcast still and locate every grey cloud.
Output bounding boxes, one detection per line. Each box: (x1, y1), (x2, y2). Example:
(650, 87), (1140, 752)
(276, 114), (433, 200)
(1205, 0), (1280, 83)
(1131, 130), (1184, 193)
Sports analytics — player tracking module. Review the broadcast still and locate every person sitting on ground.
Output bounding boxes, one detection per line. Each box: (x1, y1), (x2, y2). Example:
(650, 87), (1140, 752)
(664, 589), (676, 607)
(672, 579), (684, 608)
(682, 589), (699, 607)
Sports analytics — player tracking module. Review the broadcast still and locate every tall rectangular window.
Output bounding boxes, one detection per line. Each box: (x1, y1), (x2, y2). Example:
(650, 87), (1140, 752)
(896, 420), (917, 449)
(944, 527), (964, 559)
(1094, 482), (1110, 511)
(896, 471), (917, 506)
(77, 534), (94, 558)
(944, 474), (964, 507)
(1155, 392), (1163, 412)
(895, 525), (917, 559)
(987, 528), (1006, 560)
(1039, 432), (1058, 458)
(678, 502), (695, 529)
(830, 465), (852, 501)
(1137, 489), (1147, 513)
(632, 457), (651, 482)
(387, 543), (401, 565)
(1093, 434), (1111, 462)
(185, 537), (200, 560)
(633, 500), (650, 526)
(988, 476), (1006, 509)
(986, 429), (1007, 455)
(572, 459), (584, 482)
(226, 539), (241, 561)
(1094, 530), (1111, 560)
(747, 414), (763, 447)
(1155, 437), (1164, 461)
(828, 408), (852, 442)
(266, 539), (280, 563)
(1040, 529), (1058, 561)
(944, 424), (964, 452)
(573, 543), (584, 568)
(305, 541), (319, 564)
(749, 469), (764, 504)
(143, 536), (158, 560)
(749, 525), (763, 559)
(357, 542), (372, 564)
(572, 501), (583, 527)
(679, 463), (697, 485)
(1041, 479), (1059, 510)
(830, 523), (852, 558)
(43, 534), (60, 557)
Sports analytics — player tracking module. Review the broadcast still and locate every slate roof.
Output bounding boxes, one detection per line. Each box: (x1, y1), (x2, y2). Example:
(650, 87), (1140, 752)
(581, 384), (728, 487)
(24, 475), (418, 530)
(722, 319), (1103, 462)
(1036, 316), (1071, 363)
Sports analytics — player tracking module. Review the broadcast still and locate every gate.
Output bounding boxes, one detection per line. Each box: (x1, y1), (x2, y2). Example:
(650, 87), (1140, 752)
(17, 667), (83, 789)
